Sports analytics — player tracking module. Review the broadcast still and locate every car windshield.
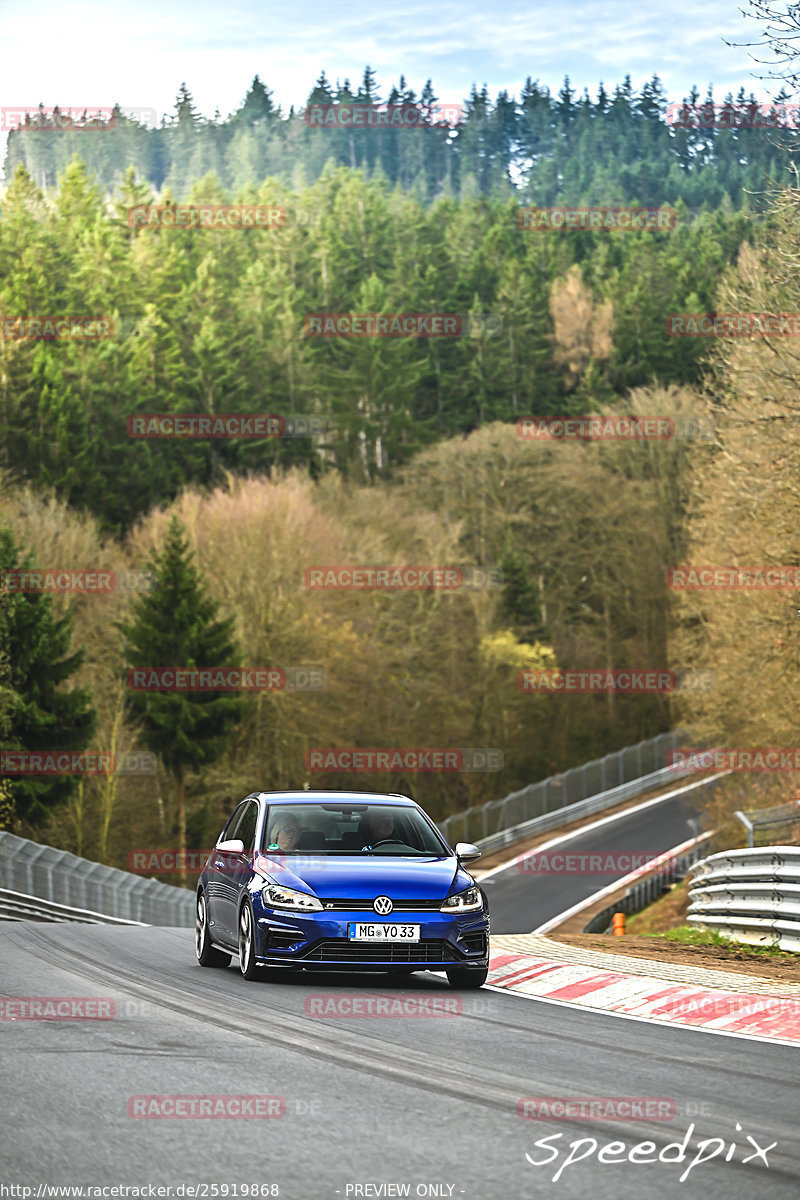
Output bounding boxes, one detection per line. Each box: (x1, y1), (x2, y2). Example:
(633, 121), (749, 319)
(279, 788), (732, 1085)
(260, 803), (449, 856)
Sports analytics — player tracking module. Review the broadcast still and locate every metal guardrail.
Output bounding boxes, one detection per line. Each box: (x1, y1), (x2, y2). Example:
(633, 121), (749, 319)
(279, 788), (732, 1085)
(688, 847), (800, 952)
(583, 838), (713, 934)
(0, 731), (695, 929)
(439, 730), (685, 850)
(469, 765), (684, 856)
(0, 832), (194, 926)
(0, 887), (146, 925)
(735, 801), (800, 847)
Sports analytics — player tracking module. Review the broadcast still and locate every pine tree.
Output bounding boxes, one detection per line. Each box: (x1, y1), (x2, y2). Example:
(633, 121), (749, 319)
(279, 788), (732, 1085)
(118, 518), (246, 882)
(0, 526), (96, 827)
(0, 596), (15, 831)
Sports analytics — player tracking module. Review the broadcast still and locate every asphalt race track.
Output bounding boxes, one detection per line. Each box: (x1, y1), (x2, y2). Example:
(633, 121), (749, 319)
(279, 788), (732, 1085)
(2, 916), (799, 1200)
(484, 786), (706, 933)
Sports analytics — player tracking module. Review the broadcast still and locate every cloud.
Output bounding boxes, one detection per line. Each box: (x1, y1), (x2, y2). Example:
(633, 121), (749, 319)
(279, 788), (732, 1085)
(0, 0), (787, 178)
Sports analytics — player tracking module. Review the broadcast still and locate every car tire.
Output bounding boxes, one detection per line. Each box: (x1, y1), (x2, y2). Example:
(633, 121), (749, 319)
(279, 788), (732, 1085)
(238, 901), (260, 980)
(446, 966), (488, 990)
(195, 892), (231, 968)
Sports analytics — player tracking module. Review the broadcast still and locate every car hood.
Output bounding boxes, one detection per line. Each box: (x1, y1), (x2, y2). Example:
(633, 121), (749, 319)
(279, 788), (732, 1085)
(255, 854), (466, 900)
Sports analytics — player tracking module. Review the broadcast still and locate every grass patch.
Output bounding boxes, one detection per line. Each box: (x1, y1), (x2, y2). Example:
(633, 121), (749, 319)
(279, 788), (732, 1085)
(662, 925), (797, 961)
(624, 878), (689, 936)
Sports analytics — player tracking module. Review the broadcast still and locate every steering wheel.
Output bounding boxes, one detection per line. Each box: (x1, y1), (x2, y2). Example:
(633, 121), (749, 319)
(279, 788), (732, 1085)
(371, 838), (401, 847)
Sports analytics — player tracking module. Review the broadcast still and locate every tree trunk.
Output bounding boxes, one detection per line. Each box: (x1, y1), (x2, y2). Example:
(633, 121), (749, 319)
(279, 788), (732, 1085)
(177, 767), (187, 888)
(604, 598), (615, 719)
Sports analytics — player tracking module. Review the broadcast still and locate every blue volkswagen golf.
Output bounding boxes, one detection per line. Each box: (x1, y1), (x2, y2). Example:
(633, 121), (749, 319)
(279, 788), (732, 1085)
(195, 791), (489, 989)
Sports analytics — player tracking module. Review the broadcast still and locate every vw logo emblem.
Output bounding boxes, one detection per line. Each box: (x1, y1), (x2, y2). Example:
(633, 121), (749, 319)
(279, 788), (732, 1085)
(373, 895), (393, 915)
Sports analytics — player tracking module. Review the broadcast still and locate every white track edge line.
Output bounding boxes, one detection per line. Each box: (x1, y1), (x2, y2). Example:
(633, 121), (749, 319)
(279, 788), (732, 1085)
(482, 983), (800, 1049)
(477, 771), (726, 883)
(531, 830), (715, 934)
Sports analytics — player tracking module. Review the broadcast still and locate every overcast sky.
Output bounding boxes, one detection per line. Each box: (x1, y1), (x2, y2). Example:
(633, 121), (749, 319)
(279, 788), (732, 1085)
(0, 0), (790, 169)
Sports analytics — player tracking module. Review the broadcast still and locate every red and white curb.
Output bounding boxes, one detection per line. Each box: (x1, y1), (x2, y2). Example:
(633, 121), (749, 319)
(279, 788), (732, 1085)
(487, 950), (800, 1041)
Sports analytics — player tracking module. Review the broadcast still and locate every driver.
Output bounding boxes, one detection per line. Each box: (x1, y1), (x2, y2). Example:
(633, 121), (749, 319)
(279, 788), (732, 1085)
(362, 810), (394, 849)
(267, 815), (301, 852)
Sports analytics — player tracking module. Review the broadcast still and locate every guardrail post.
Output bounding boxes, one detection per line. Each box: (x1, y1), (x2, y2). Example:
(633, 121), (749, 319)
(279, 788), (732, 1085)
(24, 845), (48, 899)
(735, 811), (754, 848)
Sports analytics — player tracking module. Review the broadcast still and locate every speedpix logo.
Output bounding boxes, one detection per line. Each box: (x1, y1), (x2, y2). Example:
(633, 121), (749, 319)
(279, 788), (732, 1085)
(524, 1122), (776, 1184)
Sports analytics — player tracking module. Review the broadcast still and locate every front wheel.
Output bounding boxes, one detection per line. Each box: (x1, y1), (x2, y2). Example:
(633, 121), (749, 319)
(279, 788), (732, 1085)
(238, 902), (260, 980)
(446, 966), (488, 990)
(196, 893), (231, 968)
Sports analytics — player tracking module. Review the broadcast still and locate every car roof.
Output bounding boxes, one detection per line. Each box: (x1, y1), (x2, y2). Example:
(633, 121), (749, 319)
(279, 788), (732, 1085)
(254, 791), (417, 807)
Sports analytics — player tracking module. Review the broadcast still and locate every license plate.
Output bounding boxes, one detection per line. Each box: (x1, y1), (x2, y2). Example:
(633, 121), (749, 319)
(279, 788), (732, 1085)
(347, 923), (420, 942)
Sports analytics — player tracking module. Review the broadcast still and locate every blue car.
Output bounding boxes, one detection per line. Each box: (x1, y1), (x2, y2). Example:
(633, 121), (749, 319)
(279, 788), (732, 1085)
(195, 791), (489, 989)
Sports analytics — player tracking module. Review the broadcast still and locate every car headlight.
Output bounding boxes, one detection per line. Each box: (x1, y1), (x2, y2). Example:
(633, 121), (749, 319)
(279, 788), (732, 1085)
(440, 885), (483, 912)
(261, 883), (322, 911)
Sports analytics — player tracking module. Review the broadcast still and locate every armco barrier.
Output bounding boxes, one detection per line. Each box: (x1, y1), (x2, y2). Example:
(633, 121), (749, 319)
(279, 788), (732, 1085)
(0, 731), (693, 927)
(583, 836), (714, 934)
(688, 847), (800, 952)
(0, 887), (146, 925)
(439, 730), (686, 851)
(465, 763), (709, 857)
(735, 800), (800, 847)
(0, 832), (194, 926)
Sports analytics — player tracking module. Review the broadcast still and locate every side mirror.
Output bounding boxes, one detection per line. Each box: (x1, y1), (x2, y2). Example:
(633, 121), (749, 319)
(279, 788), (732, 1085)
(455, 842), (481, 863)
(216, 838), (245, 854)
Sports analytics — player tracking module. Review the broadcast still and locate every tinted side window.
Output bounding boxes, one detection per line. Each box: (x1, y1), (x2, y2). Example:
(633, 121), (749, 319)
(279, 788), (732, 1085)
(218, 802), (247, 846)
(232, 800), (258, 854)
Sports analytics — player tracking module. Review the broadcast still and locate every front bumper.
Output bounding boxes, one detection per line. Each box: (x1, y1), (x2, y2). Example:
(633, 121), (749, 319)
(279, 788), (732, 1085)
(251, 901), (490, 971)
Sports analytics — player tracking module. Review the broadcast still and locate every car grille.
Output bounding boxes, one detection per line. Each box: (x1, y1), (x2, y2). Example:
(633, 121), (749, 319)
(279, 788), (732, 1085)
(302, 939), (459, 963)
(319, 898), (443, 912)
(460, 932), (487, 954)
